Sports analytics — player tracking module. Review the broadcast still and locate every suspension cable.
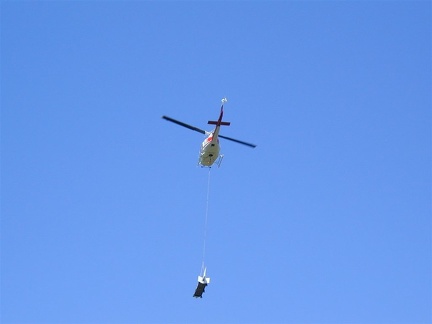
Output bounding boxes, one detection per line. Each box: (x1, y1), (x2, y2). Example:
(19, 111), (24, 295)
(202, 167), (211, 269)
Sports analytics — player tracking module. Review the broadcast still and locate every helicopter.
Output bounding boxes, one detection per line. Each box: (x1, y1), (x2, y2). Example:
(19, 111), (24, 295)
(162, 98), (256, 167)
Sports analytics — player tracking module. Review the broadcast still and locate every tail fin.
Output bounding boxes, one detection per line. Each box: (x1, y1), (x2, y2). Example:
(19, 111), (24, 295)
(208, 98), (230, 126)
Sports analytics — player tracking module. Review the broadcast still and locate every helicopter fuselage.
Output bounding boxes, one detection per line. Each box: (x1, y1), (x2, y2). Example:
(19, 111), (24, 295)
(199, 129), (221, 167)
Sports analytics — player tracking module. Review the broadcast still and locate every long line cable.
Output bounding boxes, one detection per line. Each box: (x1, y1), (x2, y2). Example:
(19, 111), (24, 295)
(202, 167), (211, 270)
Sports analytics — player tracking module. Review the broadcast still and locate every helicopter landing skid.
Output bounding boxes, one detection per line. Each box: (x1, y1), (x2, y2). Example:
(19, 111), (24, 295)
(216, 154), (224, 168)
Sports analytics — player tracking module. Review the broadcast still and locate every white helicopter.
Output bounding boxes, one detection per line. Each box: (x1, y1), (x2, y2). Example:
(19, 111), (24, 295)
(162, 98), (256, 167)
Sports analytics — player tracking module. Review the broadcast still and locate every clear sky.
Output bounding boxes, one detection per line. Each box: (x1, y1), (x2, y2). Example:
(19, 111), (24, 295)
(2, 1), (431, 323)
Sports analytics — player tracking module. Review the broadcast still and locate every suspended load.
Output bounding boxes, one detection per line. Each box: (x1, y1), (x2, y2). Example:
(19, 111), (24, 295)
(193, 267), (210, 298)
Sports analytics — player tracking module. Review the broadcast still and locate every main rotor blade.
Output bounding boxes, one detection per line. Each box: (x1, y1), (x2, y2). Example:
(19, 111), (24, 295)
(219, 134), (257, 148)
(162, 116), (206, 135)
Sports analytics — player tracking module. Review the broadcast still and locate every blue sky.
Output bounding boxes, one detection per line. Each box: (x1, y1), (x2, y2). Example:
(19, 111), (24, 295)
(1, 1), (431, 323)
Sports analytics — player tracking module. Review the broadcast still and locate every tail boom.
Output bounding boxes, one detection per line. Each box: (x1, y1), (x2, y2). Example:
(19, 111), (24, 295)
(208, 103), (230, 127)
